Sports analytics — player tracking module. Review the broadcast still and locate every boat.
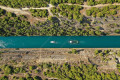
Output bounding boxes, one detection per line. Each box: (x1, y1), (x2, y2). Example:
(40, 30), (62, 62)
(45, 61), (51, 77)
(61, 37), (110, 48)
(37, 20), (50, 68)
(69, 40), (79, 44)
(50, 41), (56, 43)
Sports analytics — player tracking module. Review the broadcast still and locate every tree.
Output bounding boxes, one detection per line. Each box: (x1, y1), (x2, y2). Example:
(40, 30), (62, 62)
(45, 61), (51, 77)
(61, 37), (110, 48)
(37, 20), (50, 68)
(26, 77), (33, 80)
(19, 77), (26, 80)
(97, 12), (104, 17)
(64, 78), (71, 80)
(115, 29), (120, 33)
(48, 16), (53, 21)
(29, 66), (35, 70)
(76, 0), (81, 4)
(72, 49), (78, 54)
(0, 76), (8, 80)
(95, 26), (101, 30)
(110, 10), (117, 15)
(86, 10), (92, 16)
(50, 0), (56, 5)
(94, 50), (99, 55)
(14, 67), (20, 73)
(4, 65), (13, 74)
(68, 13), (73, 19)
(33, 76), (42, 80)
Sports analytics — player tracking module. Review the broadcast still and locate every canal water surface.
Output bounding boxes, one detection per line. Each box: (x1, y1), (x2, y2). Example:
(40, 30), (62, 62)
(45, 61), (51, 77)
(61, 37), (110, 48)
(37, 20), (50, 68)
(0, 36), (120, 48)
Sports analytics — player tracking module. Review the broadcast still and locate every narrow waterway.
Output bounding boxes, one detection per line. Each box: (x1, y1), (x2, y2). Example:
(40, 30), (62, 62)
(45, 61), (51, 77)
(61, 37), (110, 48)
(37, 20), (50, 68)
(0, 36), (120, 48)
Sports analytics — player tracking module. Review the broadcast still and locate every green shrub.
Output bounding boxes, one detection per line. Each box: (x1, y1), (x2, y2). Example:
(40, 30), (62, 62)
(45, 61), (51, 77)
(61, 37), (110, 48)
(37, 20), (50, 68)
(19, 77), (26, 80)
(29, 66), (35, 70)
(4, 65), (13, 74)
(0, 76), (8, 80)
(94, 50), (99, 55)
(30, 9), (49, 18)
(115, 29), (120, 33)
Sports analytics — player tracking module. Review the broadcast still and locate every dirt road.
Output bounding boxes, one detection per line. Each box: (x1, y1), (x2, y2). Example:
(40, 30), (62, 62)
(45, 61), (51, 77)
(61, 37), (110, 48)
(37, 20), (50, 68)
(65, 3), (120, 8)
(22, 4), (54, 16)
(0, 5), (30, 15)
(0, 3), (120, 16)
(0, 3), (120, 20)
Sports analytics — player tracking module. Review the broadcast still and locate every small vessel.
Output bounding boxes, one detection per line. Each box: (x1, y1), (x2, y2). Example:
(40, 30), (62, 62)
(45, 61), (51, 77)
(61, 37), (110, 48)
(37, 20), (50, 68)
(50, 41), (56, 43)
(69, 40), (79, 44)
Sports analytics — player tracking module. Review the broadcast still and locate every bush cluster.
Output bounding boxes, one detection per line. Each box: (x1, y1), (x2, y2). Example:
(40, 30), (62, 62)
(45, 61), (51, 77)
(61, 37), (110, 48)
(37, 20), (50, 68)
(51, 4), (84, 22)
(0, 0), (50, 8)
(43, 62), (120, 80)
(68, 49), (79, 54)
(50, 0), (84, 5)
(87, 0), (120, 6)
(30, 9), (49, 17)
(0, 8), (107, 36)
(86, 5), (119, 17)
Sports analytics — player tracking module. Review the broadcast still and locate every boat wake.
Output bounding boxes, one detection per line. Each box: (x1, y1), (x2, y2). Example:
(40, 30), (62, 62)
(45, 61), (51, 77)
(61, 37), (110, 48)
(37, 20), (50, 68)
(79, 41), (85, 43)
(0, 40), (7, 48)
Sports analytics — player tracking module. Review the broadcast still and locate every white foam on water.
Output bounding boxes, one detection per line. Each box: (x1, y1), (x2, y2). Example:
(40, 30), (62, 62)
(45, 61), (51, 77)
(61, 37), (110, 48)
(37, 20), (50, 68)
(0, 40), (7, 48)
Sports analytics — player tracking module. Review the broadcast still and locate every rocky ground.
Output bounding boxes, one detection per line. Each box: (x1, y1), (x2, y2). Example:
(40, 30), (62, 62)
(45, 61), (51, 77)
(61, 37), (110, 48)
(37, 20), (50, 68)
(0, 48), (120, 73)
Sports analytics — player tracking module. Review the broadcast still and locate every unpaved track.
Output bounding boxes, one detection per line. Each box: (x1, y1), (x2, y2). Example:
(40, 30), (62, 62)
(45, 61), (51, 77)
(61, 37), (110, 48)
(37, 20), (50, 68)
(0, 3), (120, 16)
(0, 5), (30, 15)
(0, 4), (54, 16)
(65, 3), (120, 8)
(22, 4), (54, 16)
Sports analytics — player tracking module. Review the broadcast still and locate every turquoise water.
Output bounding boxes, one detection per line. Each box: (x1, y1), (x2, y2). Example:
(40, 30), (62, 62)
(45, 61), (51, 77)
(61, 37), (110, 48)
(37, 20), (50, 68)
(0, 36), (120, 48)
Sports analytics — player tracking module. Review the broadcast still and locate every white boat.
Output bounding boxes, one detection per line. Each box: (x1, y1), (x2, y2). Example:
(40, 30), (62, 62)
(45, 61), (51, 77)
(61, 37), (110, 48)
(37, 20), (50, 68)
(69, 40), (79, 44)
(50, 41), (56, 43)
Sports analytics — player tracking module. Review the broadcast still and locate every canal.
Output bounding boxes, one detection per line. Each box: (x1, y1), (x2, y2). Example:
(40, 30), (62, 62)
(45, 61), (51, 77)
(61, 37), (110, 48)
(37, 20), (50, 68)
(0, 36), (120, 48)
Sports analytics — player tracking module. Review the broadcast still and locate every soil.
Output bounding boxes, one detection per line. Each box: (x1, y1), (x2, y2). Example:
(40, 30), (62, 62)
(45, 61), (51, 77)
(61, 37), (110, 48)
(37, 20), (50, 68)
(0, 48), (120, 71)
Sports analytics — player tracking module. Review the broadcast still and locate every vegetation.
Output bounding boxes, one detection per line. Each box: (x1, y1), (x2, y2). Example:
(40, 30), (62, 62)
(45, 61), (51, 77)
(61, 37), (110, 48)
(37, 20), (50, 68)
(94, 49), (120, 63)
(0, 62), (120, 80)
(0, 65), (26, 74)
(115, 29), (120, 33)
(0, 64), (41, 80)
(30, 9), (49, 18)
(86, 5), (120, 17)
(50, 0), (84, 5)
(117, 64), (120, 72)
(1, 0), (120, 7)
(87, 0), (120, 6)
(0, 76), (8, 80)
(0, 0), (50, 8)
(29, 66), (35, 70)
(95, 50), (120, 58)
(51, 4), (84, 22)
(94, 49), (112, 62)
(0, 2), (119, 36)
(43, 62), (120, 80)
(35, 20), (106, 36)
(0, 8), (36, 36)
(0, 8), (107, 36)
(68, 49), (79, 54)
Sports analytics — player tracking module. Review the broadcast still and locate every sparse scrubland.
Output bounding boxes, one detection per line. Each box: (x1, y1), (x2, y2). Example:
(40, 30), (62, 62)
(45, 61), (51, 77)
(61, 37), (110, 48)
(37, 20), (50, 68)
(0, 0), (120, 36)
(0, 48), (120, 80)
(0, 1), (120, 79)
